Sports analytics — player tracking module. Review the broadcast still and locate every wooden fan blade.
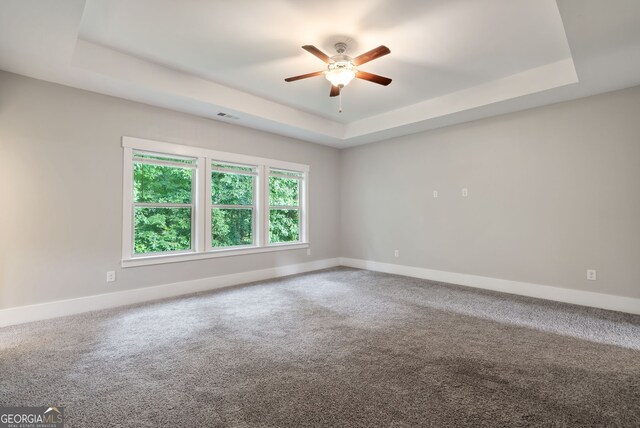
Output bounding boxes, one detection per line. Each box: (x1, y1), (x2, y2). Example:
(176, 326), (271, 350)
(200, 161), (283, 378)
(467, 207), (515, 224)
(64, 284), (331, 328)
(329, 85), (340, 97)
(302, 45), (332, 63)
(352, 45), (391, 66)
(355, 71), (392, 86)
(284, 71), (324, 82)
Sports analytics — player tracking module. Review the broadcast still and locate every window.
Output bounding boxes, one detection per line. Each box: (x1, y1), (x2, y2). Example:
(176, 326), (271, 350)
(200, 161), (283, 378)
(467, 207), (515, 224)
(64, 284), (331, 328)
(132, 152), (196, 255)
(211, 162), (257, 248)
(122, 137), (309, 267)
(269, 168), (303, 244)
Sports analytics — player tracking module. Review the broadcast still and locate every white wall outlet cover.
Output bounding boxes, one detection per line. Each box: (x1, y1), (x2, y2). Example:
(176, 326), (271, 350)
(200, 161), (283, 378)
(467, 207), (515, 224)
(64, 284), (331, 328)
(106, 271), (116, 282)
(587, 269), (597, 280)
(394, 250), (400, 257)
(462, 188), (469, 197)
(433, 190), (438, 198)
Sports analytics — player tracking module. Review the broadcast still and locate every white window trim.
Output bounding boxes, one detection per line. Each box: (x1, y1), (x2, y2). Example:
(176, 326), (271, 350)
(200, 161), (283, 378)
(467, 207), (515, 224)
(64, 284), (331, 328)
(121, 136), (309, 268)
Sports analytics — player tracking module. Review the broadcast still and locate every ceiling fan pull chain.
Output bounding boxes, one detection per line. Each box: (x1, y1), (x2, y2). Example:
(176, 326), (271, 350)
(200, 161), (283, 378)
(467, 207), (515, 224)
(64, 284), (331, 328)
(339, 91), (343, 113)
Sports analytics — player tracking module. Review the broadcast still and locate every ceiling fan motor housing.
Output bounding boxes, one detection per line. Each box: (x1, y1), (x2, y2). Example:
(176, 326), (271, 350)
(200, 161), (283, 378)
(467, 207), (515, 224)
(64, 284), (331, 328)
(334, 42), (348, 54)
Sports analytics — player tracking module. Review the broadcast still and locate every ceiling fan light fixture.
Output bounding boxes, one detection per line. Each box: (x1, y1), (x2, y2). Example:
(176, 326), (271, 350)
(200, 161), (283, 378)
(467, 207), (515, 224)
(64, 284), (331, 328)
(325, 61), (356, 87)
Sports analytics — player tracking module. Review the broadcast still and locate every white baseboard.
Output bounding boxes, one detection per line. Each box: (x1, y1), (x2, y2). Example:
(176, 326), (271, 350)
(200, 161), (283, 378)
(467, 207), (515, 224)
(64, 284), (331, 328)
(2, 256), (637, 328)
(340, 257), (640, 315)
(0, 258), (340, 327)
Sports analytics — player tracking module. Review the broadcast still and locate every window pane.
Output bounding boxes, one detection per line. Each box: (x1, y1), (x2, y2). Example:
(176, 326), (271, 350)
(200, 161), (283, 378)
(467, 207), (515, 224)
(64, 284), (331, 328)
(134, 163), (192, 204)
(269, 176), (299, 206)
(269, 209), (299, 243)
(134, 207), (192, 254)
(212, 172), (253, 205)
(212, 208), (253, 247)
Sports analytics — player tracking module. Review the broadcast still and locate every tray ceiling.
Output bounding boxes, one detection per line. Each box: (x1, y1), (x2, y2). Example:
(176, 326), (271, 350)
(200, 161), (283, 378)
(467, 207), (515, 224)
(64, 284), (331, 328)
(1, 0), (640, 147)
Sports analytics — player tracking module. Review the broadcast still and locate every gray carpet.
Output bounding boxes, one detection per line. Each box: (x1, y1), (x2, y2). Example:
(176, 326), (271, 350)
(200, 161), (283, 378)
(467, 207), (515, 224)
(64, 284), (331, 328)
(1, 267), (639, 427)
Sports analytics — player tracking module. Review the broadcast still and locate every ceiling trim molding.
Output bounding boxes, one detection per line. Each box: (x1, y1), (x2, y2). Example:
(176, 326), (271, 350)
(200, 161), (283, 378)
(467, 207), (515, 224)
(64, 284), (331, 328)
(72, 39), (348, 145)
(345, 57), (578, 139)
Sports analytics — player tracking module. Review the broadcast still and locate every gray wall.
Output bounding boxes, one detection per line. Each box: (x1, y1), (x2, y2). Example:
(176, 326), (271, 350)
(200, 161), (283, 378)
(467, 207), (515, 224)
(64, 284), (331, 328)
(0, 71), (341, 309)
(2, 70), (639, 310)
(341, 86), (640, 299)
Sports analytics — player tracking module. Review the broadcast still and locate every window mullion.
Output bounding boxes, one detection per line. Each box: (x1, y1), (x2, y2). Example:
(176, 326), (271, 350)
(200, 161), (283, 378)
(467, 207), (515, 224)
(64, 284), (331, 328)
(211, 204), (255, 209)
(133, 202), (193, 208)
(302, 172), (309, 243)
(195, 156), (206, 253)
(258, 165), (268, 247)
(269, 205), (300, 210)
(122, 147), (134, 260)
(204, 159), (212, 252)
(252, 174), (257, 248)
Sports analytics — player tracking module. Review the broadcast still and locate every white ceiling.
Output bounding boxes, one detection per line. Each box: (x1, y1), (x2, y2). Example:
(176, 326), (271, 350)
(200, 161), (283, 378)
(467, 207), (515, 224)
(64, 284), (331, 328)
(1, 0), (640, 148)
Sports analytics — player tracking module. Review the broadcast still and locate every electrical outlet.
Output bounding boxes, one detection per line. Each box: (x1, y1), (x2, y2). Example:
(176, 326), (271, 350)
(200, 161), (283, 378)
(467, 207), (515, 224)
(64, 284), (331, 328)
(433, 190), (438, 198)
(306, 248), (311, 256)
(587, 269), (597, 281)
(106, 271), (116, 283)
(462, 188), (468, 197)
(394, 250), (399, 257)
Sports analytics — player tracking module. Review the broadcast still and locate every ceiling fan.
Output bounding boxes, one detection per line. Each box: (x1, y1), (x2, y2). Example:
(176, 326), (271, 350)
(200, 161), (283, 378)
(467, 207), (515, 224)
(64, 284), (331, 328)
(285, 42), (392, 111)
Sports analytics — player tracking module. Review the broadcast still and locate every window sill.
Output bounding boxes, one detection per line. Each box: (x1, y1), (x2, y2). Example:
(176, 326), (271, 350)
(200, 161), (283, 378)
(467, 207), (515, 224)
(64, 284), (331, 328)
(121, 243), (309, 268)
